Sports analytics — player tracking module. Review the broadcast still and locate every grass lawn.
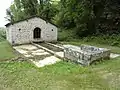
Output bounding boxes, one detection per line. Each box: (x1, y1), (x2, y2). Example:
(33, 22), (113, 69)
(0, 41), (16, 61)
(0, 58), (120, 90)
(0, 40), (120, 90)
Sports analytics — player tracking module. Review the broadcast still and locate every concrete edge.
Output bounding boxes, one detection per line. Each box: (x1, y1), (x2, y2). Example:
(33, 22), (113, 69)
(32, 43), (64, 59)
(46, 43), (64, 50)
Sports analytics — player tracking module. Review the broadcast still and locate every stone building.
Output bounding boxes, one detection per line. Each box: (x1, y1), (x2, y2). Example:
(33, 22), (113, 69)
(5, 16), (58, 45)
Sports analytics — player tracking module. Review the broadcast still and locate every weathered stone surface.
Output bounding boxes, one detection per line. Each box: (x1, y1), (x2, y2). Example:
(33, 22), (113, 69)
(30, 56), (61, 68)
(13, 44), (61, 67)
(64, 45), (111, 66)
(6, 17), (58, 45)
(110, 53), (120, 58)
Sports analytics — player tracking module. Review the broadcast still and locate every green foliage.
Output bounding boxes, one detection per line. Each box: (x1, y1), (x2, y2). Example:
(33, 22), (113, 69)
(0, 28), (6, 42)
(6, 0), (59, 23)
(6, 0), (120, 37)
(58, 29), (120, 47)
(21, 0), (38, 16)
(57, 0), (120, 36)
(80, 34), (120, 47)
(38, 2), (59, 22)
(58, 29), (77, 41)
(81, 34), (120, 47)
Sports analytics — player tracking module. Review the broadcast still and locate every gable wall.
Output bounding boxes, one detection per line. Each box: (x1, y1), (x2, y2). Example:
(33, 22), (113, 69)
(6, 17), (57, 45)
(6, 26), (14, 44)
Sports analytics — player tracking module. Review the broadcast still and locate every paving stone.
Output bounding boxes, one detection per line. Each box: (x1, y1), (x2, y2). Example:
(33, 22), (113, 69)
(30, 56), (61, 67)
(13, 48), (28, 54)
(55, 52), (64, 58)
(19, 44), (38, 50)
(32, 52), (50, 56)
(110, 53), (120, 58)
(13, 44), (61, 68)
(31, 49), (45, 53)
(24, 54), (33, 57)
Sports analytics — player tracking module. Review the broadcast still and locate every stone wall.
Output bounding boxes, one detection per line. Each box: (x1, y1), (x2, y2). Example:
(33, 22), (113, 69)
(64, 45), (111, 66)
(6, 17), (57, 45)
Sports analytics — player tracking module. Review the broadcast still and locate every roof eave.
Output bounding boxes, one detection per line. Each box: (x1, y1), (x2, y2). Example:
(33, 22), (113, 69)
(5, 16), (58, 27)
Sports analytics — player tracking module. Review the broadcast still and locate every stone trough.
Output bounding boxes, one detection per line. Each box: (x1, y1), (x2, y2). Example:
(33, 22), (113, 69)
(64, 45), (111, 66)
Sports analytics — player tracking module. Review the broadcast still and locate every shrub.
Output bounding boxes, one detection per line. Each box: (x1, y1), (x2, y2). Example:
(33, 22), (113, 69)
(58, 28), (77, 41)
(0, 28), (6, 42)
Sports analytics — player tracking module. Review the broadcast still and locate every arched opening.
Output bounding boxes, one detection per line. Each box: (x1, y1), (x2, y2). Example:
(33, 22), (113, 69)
(33, 27), (41, 39)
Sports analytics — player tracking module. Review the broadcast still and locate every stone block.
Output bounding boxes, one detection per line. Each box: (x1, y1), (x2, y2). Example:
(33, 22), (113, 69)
(64, 45), (110, 66)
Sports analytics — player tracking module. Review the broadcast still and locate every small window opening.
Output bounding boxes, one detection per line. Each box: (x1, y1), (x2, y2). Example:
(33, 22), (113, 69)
(19, 28), (21, 31)
(12, 41), (15, 44)
(52, 29), (54, 31)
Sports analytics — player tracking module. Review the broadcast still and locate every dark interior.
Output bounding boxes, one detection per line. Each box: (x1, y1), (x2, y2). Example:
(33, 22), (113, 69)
(34, 27), (41, 39)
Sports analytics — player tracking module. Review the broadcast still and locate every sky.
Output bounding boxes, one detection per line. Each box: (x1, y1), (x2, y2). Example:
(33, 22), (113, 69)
(0, 0), (60, 27)
(0, 0), (13, 27)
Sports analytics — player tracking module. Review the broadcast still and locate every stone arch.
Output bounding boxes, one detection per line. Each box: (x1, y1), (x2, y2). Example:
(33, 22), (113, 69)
(33, 27), (41, 39)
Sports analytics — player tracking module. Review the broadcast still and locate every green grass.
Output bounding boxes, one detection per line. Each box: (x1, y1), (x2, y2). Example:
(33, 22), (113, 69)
(0, 58), (120, 90)
(0, 41), (16, 61)
(60, 40), (120, 54)
(0, 41), (119, 90)
(0, 30), (120, 90)
(0, 29), (16, 61)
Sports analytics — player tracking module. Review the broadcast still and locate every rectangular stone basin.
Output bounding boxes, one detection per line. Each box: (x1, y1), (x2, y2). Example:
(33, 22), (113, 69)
(64, 45), (110, 66)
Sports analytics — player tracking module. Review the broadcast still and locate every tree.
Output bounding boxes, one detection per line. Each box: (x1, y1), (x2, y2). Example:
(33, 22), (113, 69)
(6, 8), (14, 22)
(6, 0), (58, 23)
(37, 0), (59, 22)
(21, 0), (38, 16)
(58, 0), (120, 36)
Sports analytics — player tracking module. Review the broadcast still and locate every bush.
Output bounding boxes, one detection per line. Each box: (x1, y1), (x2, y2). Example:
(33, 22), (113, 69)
(58, 29), (120, 47)
(58, 28), (77, 41)
(0, 28), (6, 42)
(82, 34), (120, 47)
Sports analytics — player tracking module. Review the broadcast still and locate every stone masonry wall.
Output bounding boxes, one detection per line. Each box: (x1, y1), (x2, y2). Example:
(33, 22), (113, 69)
(6, 17), (57, 45)
(64, 45), (111, 66)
